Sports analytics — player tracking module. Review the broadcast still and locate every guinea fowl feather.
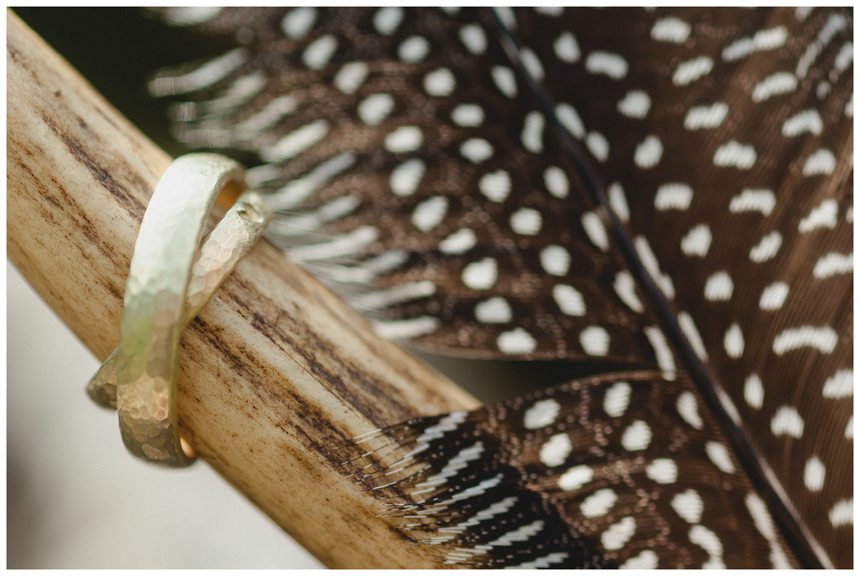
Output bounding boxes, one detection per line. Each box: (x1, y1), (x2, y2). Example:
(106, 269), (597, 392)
(150, 7), (852, 568)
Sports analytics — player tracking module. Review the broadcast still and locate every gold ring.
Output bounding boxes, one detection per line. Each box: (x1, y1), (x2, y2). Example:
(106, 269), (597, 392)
(86, 153), (272, 468)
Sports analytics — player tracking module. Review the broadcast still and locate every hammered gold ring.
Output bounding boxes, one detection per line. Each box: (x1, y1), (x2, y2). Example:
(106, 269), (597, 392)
(86, 153), (272, 468)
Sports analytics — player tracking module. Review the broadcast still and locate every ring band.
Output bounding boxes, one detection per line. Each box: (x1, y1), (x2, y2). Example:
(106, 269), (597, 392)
(86, 189), (273, 410)
(87, 153), (272, 468)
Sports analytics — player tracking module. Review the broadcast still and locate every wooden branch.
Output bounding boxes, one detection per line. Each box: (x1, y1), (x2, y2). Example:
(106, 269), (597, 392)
(7, 11), (479, 568)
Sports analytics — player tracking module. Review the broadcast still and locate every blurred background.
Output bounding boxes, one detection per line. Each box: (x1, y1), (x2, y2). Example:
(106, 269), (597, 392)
(8, 8), (620, 568)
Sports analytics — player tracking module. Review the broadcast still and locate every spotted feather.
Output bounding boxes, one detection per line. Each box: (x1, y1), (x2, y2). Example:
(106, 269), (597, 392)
(151, 7), (852, 568)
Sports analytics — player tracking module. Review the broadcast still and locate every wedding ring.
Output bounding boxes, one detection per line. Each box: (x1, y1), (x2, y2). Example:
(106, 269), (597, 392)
(87, 153), (272, 468)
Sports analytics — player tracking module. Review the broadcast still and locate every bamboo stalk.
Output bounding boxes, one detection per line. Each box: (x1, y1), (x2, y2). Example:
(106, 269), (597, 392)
(7, 10), (479, 568)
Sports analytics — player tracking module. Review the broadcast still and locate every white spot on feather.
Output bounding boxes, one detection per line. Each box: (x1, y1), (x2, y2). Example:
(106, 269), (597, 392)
(358, 93), (395, 125)
(803, 149), (836, 176)
(520, 48), (544, 81)
(460, 138), (494, 163)
(541, 433), (572, 467)
(646, 458), (677, 484)
(412, 196), (448, 232)
(302, 35), (337, 70)
(829, 499), (853, 527)
(540, 245), (571, 277)
(459, 24), (487, 55)
(613, 271), (643, 312)
(586, 132), (609, 162)
(521, 111), (545, 153)
(672, 489), (704, 523)
(555, 103), (585, 139)
(524, 398), (561, 429)
(617, 90), (651, 118)
(723, 26), (787, 61)
(585, 51), (628, 79)
(745, 374), (764, 409)
(535, 6), (563, 16)
(603, 382), (631, 418)
(730, 189), (775, 215)
(491, 66), (517, 98)
(398, 35), (430, 63)
(507, 553), (569, 570)
(724, 323), (745, 358)
(773, 326), (838, 354)
(281, 7), (317, 40)
(718, 388), (742, 426)
(439, 228), (476, 255)
(706, 441), (735, 473)
(704, 271), (733, 301)
(690, 525), (725, 569)
(479, 170), (511, 202)
(645, 326), (676, 379)
(823, 369), (853, 398)
(451, 104), (484, 127)
(673, 56), (713, 85)
(800, 199), (839, 232)
(580, 326), (610, 356)
(752, 71), (797, 102)
(620, 550), (658, 569)
(636, 236), (675, 299)
(782, 109), (823, 136)
(680, 224), (712, 257)
(424, 68), (456, 96)
(475, 297), (512, 324)
(814, 253), (853, 278)
(390, 159), (425, 197)
(652, 17), (691, 44)
(494, 7), (516, 30)
(655, 183), (692, 210)
(749, 231), (782, 262)
(373, 7), (403, 36)
(685, 103), (728, 129)
(746, 492), (776, 540)
(601, 517), (636, 550)
(676, 390), (704, 429)
(758, 282), (788, 310)
(714, 141), (757, 169)
(608, 182), (630, 222)
(581, 211), (609, 251)
(554, 32), (580, 63)
(498, 328), (537, 355)
(634, 136), (663, 168)
(581, 489), (617, 518)
(385, 126), (423, 153)
(621, 420), (651, 451)
(553, 284), (585, 316)
(462, 258), (497, 290)
(544, 166), (569, 198)
(771, 406), (804, 438)
(804, 456), (826, 491)
(558, 464), (593, 490)
(510, 208), (542, 235)
(333, 62), (368, 94)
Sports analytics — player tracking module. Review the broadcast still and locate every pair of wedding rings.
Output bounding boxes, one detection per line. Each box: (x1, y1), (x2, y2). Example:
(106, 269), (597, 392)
(86, 154), (272, 468)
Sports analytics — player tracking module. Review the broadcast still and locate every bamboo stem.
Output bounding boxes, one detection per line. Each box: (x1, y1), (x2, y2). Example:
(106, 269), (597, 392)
(7, 10), (479, 568)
